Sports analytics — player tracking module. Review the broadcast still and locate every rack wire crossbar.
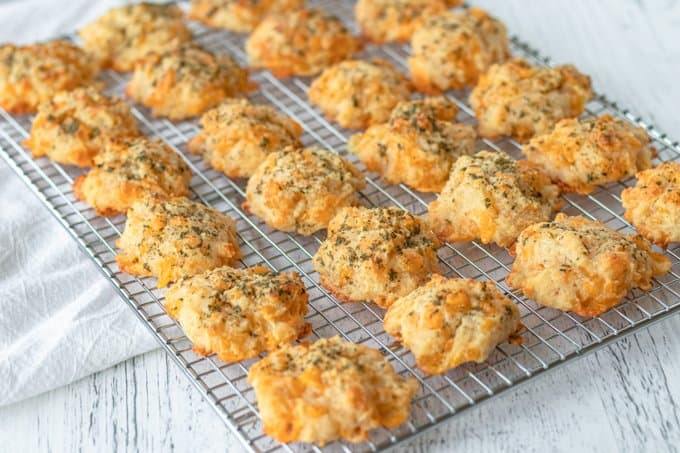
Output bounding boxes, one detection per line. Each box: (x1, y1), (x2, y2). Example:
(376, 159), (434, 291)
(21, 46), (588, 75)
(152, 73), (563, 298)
(1, 1), (679, 451)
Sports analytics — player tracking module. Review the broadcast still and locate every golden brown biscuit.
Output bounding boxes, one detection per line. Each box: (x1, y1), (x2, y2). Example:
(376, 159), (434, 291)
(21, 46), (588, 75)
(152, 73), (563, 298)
(247, 336), (419, 445)
(506, 213), (671, 317)
(79, 3), (192, 72)
(164, 265), (310, 362)
(307, 59), (412, 129)
(347, 97), (475, 192)
(621, 161), (680, 247)
(313, 206), (441, 308)
(116, 196), (242, 287)
(469, 58), (593, 141)
(522, 114), (655, 194)
(245, 8), (360, 77)
(384, 274), (521, 374)
(427, 151), (562, 247)
(408, 8), (509, 93)
(187, 99), (303, 178)
(24, 88), (139, 167)
(125, 45), (249, 120)
(354, 0), (461, 44)
(0, 40), (99, 114)
(243, 146), (365, 235)
(188, 0), (305, 33)
(73, 137), (192, 216)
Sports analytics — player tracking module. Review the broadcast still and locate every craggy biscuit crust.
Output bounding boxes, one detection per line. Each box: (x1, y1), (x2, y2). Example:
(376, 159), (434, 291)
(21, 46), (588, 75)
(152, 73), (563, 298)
(469, 58), (593, 141)
(79, 3), (192, 72)
(308, 59), (412, 129)
(348, 97), (475, 192)
(313, 206), (441, 308)
(354, 0), (461, 44)
(125, 45), (249, 120)
(244, 146), (365, 235)
(187, 99), (303, 178)
(73, 137), (192, 216)
(0, 41), (99, 114)
(409, 8), (509, 93)
(247, 336), (419, 445)
(506, 213), (671, 317)
(165, 265), (310, 362)
(188, 0), (305, 33)
(246, 8), (360, 77)
(384, 274), (521, 374)
(427, 150), (561, 247)
(24, 87), (139, 167)
(522, 114), (655, 194)
(622, 161), (680, 247)
(116, 196), (242, 287)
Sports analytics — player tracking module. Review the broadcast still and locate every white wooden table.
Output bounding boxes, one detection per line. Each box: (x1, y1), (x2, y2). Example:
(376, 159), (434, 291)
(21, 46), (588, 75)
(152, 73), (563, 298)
(1, 1), (679, 451)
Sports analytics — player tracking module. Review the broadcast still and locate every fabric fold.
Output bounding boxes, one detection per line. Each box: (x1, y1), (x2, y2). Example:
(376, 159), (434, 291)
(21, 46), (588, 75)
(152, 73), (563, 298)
(0, 0), (162, 406)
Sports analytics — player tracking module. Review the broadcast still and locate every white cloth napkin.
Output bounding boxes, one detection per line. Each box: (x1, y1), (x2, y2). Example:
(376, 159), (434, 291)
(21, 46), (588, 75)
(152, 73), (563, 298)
(0, 0), (161, 406)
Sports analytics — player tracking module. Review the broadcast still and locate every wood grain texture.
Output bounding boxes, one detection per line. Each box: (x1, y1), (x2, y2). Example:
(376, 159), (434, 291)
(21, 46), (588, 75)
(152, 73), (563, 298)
(1, 0), (679, 452)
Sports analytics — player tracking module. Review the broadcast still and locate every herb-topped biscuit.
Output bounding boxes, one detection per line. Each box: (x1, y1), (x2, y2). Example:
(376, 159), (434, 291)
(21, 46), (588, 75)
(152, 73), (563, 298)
(354, 0), (461, 44)
(246, 8), (360, 77)
(522, 115), (655, 194)
(125, 45), (249, 120)
(247, 336), (419, 445)
(244, 146), (365, 235)
(24, 88), (139, 167)
(427, 151), (561, 247)
(187, 99), (303, 178)
(0, 40), (99, 114)
(313, 206), (441, 308)
(79, 3), (192, 72)
(307, 59), (412, 129)
(116, 196), (241, 287)
(165, 265), (311, 362)
(188, 0), (305, 33)
(348, 97), (475, 192)
(469, 58), (593, 141)
(73, 137), (191, 216)
(622, 161), (680, 247)
(506, 213), (671, 317)
(384, 274), (521, 374)
(409, 8), (509, 93)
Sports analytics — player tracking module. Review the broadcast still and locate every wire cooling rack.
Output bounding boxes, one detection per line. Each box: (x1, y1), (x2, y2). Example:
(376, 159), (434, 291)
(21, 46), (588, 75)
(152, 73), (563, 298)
(2, 1), (680, 451)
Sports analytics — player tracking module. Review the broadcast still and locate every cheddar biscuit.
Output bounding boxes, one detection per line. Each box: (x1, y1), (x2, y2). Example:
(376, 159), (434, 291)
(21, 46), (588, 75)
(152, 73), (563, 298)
(313, 207), (441, 308)
(24, 88), (139, 167)
(79, 3), (192, 72)
(0, 40), (99, 114)
(469, 58), (593, 141)
(506, 214), (671, 317)
(244, 146), (365, 235)
(409, 8), (509, 93)
(116, 196), (242, 287)
(188, 0), (304, 33)
(125, 45), (249, 120)
(187, 99), (303, 178)
(73, 137), (192, 216)
(384, 274), (521, 374)
(522, 115), (655, 194)
(427, 151), (561, 247)
(307, 59), (412, 129)
(165, 265), (310, 362)
(247, 336), (419, 445)
(246, 8), (360, 77)
(348, 97), (475, 192)
(621, 161), (680, 247)
(354, 0), (461, 44)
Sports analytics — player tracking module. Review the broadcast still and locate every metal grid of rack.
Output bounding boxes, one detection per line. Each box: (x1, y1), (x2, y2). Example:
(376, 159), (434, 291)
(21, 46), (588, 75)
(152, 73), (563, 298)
(1, 1), (679, 451)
